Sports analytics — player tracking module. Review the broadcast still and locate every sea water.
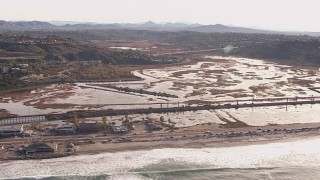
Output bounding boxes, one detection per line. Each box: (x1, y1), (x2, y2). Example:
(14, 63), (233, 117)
(2, 137), (320, 180)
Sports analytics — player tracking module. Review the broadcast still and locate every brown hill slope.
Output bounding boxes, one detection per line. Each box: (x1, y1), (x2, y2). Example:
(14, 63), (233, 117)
(233, 40), (320, 66)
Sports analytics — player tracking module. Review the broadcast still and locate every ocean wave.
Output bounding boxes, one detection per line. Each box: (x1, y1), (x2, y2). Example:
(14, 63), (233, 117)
(2, 137), (320, 179)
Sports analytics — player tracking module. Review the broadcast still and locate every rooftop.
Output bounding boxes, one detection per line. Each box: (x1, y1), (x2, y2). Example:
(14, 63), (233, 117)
(0, 125), (23, 131)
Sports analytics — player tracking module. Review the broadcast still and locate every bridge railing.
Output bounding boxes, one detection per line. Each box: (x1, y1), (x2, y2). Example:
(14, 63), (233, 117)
(0, 115), (46, 126)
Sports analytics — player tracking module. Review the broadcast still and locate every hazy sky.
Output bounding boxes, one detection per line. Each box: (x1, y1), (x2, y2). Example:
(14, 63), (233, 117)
(1, 0), (320, 31)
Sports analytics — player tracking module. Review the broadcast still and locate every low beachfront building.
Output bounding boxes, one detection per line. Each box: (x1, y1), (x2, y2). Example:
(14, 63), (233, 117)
(78, 121), (100, 133)
(55, 123), (75, 134)
(23, 143), (55, 155)
(145, 122), (163, 131)
(111, 125), (129, 134)
(0, 125), (24, 137)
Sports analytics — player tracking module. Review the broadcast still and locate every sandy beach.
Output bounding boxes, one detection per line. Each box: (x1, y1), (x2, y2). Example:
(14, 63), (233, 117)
(76, 123), (320, 154)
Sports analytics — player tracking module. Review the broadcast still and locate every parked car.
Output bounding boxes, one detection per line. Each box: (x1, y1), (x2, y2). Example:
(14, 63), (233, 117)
(115, 137), (132, 143)
(101, 139), (112, 144)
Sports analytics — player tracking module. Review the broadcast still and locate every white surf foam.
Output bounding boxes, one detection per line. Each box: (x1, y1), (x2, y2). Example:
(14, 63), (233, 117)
(2, 137), (320, 179)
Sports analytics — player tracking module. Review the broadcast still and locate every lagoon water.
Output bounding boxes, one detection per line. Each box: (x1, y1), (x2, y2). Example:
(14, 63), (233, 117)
(2, 137), (320, 180)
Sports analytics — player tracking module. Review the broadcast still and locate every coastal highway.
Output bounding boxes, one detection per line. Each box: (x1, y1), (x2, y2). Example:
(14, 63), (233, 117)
(1, 122), (320, 147)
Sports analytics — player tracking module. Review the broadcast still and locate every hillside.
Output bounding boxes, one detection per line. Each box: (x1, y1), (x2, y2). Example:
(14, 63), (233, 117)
(0, 42), (181, 65)
(0, 34), (181, 65)
(0, 20), (55, 29)
(0, 34), (183, 89)
(2, 30), (320, 68)
(2, 30), (320, 90)
(233, 40), (320, 66)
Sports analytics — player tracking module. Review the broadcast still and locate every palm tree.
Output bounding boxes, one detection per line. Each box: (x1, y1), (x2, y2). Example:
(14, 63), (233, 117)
(122, 115), (130, 126)
(100, 118), (112, 134)
(128, 122), (134, 132)
(73, 114), (79, 130)
(160, 116), (164, 122)
(31, 122), (38, 131)
(101, 116), (107, 134)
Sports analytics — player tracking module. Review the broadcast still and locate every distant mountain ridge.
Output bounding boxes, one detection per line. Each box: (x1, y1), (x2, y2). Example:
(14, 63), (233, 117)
(186, 24), (273, 33)
(0, 20), (319, 36)
(0, 20), (55, 29)
(60, 21), (201, 31)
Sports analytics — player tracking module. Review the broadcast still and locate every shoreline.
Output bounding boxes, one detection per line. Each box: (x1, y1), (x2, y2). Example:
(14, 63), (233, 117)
(0, 152), (73, 161)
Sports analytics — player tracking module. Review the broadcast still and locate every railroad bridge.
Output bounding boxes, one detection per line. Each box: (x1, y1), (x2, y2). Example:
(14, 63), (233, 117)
(0, 96), (319, 125)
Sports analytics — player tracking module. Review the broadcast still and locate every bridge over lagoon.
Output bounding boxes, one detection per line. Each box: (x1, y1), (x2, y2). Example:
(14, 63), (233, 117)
(0, 96), (319, 125)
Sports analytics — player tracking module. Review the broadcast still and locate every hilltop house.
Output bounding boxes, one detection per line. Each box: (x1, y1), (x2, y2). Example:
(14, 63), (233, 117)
(15, 64), (29, 69)
(10, 67), (28, 74)
(0, 66), (9, 74)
